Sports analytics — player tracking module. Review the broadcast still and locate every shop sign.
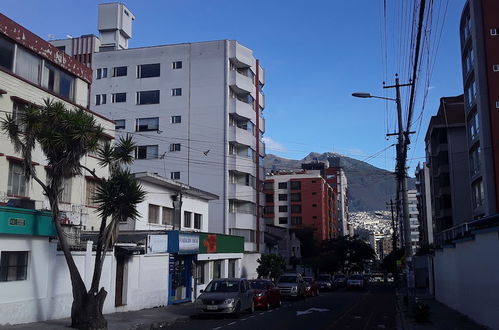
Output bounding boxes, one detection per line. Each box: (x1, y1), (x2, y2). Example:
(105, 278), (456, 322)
(179, 233), (199, 253)
(147, 235), (168, 254)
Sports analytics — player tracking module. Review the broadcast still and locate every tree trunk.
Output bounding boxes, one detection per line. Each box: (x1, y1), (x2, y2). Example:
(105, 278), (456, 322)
(71, 288), (108, 330)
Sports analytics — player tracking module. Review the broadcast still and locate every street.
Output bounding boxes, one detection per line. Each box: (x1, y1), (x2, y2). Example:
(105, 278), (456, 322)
(165, 283), (396, 330)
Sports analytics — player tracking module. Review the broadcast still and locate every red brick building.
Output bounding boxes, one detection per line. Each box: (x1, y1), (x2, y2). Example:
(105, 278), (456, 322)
(263, 170), (337, 241)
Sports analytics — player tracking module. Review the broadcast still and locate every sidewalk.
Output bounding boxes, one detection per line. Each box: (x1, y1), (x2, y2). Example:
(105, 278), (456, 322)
(0, 303), (195, 330)
(397, 289), (488, 330)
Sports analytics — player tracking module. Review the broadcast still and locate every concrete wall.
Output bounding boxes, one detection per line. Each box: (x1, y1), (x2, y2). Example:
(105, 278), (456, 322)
(433, 229), (499, 330)
(0, 236), (169, 325)
(240, 252), (260, 279)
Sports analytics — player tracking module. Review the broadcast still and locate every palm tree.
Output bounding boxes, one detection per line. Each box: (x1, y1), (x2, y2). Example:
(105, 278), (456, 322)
(1, 99), (145, 329)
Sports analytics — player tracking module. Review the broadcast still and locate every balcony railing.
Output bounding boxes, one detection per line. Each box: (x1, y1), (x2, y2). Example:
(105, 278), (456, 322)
(434, 214), (499, 247)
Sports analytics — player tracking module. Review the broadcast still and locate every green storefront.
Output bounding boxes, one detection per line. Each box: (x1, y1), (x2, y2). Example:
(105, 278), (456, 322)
(0, 206), (56, 237)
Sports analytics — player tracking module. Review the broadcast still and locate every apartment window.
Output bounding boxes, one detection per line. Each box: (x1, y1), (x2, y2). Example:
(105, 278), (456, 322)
(496, 101), (499, 109)
(115, 119), (125, 130)
(170, 171), (180, 180)
(493, 64), (499, 72)
(148, 204), (160, 224)
(85, 179), (98, 207)
(469, 111), (479, 140)
(8, 162), (27, 197)
(278, 194), (288, 201)
(278, 182), (287, 189)
(112, 92), (127, 103)
(172, 61), (182, 69)
(137, 63), (160, 78)
(312, 204), (317, 207)
(42, 62), (74, 100)
(290, 181), (301, 190)
(137, 90), (160, 105)
(470, 145), (482, 176)
(95, 94), (106, 105)
(15, 47), (41, 84)
(290, 193), (301, 202)
(279, 217), (288, 224)
(136, 117), (159, 132)
(291, 216), (302, 225)
(0, 251), (28, 282)
(0, 35), (15, 70)
(171, 88), (182, 96)
(96, 68), (108, 79)
(265, 194), (274, 203)
(291, 205), (302, 213)
(472, 179), (484, 209)
(264, 206), (273, 214)
(170, 143), (181, 151)
(194, 213), (202, 229)
(135, 145), (159, 159)
(312, 192), (317, 195)
(491, 28), (498, 36)
(12, 102), (27, 133)
(263, 182), (273, 191)
(171, 115), (181, 123)
(162, 207), (174, 226)
(184, 211), (192, 228)
(230, 229), (255, 243)
(113, 66), (127, 77)
(279, 205), (288, 212)
(59, 177), (72, 204)
(464, 48), (474, 74)
(465, 79), (476, 107)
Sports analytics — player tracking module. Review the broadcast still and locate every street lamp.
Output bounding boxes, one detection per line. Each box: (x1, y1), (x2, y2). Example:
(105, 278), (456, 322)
(351, 92), (396, 102)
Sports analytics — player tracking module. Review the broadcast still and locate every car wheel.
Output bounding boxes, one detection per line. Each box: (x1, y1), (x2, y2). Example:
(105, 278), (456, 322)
(247, 301), (255, 314)
(233, 302), (241, 318)
(266, 302), (271, 310)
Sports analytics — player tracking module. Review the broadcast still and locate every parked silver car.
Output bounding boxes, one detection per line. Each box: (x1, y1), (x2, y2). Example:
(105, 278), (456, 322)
(195, 278), (254, 316)
(276, 273), (306, 298)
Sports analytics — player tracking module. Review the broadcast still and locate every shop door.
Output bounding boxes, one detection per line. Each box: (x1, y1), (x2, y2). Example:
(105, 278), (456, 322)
(170, 255), (193, 303)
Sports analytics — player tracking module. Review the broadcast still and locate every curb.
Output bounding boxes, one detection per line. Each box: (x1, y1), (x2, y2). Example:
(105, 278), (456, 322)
(131, 315), (191, 330)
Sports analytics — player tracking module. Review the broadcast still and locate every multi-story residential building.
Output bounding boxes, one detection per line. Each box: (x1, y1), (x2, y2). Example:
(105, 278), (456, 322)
(301, 157), (350, 236)
(263, 170), (336, 241)
(415, 162), (434, 246)
(424, 95), (472, 233)
(51, 3), (266, 253)
(407, 190), (420, 251)
(460, 0), (499, 219)
(0, 13), (114, 230)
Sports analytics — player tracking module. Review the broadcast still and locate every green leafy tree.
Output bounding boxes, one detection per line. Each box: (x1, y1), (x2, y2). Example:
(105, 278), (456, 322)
(319, 236), (375, 273)
(256, 254), (286, 281)
(1, 100), (145, 330)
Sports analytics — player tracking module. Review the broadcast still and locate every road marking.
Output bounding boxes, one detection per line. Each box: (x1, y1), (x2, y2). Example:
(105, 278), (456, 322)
(354, 316), (362, 319)
(241, 318), (248, 321)
(228, 322), (236, 326)
(213, 327), (222, 330)
(296, 307), (330, 316)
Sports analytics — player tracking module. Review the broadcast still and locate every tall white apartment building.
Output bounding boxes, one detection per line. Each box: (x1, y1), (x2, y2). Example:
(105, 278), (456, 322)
(51, 3), (266, 253)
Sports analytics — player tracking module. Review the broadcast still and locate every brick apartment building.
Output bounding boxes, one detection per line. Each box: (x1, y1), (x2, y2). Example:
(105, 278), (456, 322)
(263, 170), (337, 241)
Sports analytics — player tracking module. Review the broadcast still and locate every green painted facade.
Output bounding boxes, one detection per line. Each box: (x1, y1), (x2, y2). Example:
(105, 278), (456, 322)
(0, 206), (56, 236)
(198, 232), (244, 254)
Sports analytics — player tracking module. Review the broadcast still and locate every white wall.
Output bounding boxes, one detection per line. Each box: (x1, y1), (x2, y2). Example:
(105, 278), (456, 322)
(240, 252), (260, 279)
(0, 236), (169, 325)
(433, 230), (499, 330)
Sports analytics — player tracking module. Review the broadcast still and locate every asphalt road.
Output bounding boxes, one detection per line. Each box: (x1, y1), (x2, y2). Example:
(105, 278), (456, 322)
(164, 283), (397, 330)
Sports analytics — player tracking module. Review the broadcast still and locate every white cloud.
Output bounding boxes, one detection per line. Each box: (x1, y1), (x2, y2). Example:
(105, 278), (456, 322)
(262, 137), (288, 152)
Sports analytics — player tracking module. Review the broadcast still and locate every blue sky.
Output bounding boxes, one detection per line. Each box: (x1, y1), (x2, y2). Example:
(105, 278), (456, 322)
(0, 0), (466, 174)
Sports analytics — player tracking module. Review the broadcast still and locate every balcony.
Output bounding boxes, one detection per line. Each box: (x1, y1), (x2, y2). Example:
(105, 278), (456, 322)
(228, 212), (256, 230)
(259, 140), (265, 156)
(258, 65), (265, 85)
(229, 97), (256, 122)
(259, 92), (265, 108)
(229, 70), (255, 96)
(258, 115), (265, 132)
(228, 183), (256, 203)
(229, 126), (255, 148)
(228, 155), (256, 177)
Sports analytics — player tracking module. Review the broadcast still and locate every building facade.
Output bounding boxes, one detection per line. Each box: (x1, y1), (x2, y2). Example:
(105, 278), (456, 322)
(460, 0), (499, 219)
(407, 190), (420, 252)
(424, 95), (472, 234)
(263, 171), (336, 242)
(414, 162), (434, 246)
(0, 13), (114, 231)
(51, 4), (266, 253)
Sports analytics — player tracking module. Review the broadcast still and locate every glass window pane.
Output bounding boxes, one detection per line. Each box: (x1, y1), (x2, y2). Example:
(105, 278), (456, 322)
(0, 35), (14, 70)
(138, 63), (160, 78)
(15, 47), (41, 84)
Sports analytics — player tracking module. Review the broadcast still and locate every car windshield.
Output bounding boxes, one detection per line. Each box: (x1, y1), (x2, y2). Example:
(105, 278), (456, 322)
(250, 281), (269, 289)
(303, 277), (313, 283)
(349, 275), (363, 280)
(318, 275), (330, 281)
(278, 276), (297, 283)
(205, 280), (240, 292)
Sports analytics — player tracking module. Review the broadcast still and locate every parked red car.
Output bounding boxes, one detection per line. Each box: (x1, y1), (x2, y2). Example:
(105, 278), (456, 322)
(303, 277), (320, 297)
(249, 279), (282, 309)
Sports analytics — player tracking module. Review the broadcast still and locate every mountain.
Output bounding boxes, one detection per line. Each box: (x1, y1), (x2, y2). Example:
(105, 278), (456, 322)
(264, 152), (416, 212)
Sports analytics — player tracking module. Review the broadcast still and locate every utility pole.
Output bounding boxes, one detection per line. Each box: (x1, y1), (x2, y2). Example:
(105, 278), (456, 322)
(387, 199), (398, 286)
(384, 74), (414, 306)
